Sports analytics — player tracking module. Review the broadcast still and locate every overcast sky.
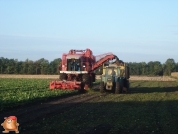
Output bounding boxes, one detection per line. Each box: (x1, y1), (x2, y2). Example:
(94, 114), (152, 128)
(0, 0), (178, 63)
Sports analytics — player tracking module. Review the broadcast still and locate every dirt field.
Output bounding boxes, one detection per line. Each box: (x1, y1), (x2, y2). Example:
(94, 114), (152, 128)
(129, 75), (176, 81)
(0, 74), (58, 79)
(0, 74), (176, 81)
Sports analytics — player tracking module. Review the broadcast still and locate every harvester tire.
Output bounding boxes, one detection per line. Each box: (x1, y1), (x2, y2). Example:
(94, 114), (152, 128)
(89, 75), (93, 88)
(59, 73), (67, 80)
(78, 82), (85, 93)
(82, 74), (90, 84)
(115, 81), (120, 94)
(100, 81), (105, 93)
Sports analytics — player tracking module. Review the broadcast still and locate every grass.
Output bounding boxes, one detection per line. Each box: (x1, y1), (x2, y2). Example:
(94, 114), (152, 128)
(0, 78), (78, 111)
(20, 80), (178, 134)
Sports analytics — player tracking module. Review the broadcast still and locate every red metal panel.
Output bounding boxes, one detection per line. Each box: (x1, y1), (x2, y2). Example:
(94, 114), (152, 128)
(50, 80), (81, 90)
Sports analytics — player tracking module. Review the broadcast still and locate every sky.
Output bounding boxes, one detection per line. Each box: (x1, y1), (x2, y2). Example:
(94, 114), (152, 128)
(0, 0), (178, 63)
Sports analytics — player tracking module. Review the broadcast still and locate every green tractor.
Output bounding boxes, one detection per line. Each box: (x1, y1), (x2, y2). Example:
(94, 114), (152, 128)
(100, 61), (130, 94)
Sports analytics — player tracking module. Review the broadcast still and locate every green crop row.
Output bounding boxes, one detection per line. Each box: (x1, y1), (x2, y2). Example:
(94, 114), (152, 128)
(0, 78), (77, 111)
(23, 80), (178, 134)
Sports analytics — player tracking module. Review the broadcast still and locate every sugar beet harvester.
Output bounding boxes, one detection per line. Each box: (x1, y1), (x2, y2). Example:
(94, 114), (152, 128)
(50, 48), (120, 91)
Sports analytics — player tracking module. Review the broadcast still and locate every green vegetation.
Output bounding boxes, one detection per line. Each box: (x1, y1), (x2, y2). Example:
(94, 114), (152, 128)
(128, 58), (178, 76)
(22, 80), (178, 134)
(1, 78), (178, 133)
(0, 78), (77, 111)
(0, 57), (178, 75)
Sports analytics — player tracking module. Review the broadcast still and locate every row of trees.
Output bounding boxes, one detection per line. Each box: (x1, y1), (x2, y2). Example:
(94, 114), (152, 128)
(0, 57), (61, 74)
(0, 57), (177, 76)
(128, 59), (178, 76)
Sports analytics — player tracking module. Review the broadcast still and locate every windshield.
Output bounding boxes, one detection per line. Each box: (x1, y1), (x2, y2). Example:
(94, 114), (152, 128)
(67, 59), (80, 71)
(107, 67), (118, 75)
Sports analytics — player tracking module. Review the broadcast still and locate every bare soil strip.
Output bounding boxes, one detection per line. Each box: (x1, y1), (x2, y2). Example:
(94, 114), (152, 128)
(0, 74), (59, 79)
(0, 74), (176, 81)
(0, 92), (107, 126)
(129, 76), (176, 81)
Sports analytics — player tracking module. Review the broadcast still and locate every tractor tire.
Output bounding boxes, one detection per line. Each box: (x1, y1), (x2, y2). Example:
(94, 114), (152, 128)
(126, 80), (129, 92)
(125, 66), (130, 79)
(59, 73), (67, 80)
(115, 81), (120, 94)
(100, 81), (105, 93)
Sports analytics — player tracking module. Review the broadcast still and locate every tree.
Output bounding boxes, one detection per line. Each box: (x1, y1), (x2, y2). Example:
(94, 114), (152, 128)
(49, 58), (61, 74)
(0, 57), (5, 74)
(34, 60), (40, 74)
(14, 59), (19, 74)
(21, 59), (29, 74)
(153, 61), (162, 76)
(164, 58), (176, 75)
(0, 56), (177, 76)
(37, 58), (49, 74)
(140, 62), (147, 75)
(27, 60), (35, 74)
(5, 59), (16, 74)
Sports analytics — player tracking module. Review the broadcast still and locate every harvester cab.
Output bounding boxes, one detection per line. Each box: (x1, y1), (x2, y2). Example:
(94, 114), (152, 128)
(100, 61), (130, 94)
(68, 59), (80, 71)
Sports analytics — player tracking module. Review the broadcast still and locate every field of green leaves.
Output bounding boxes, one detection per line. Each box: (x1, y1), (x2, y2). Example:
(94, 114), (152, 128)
(1, 78), (178, 134)
(22, 80), (178, 134)
(0, 78), (78, 111)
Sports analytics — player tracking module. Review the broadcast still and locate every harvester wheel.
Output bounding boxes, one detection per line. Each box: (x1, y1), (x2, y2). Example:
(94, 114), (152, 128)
(78, 82), (85, 93)
(100, 81), (105, 93)
(59, 73), (67, 80)
(82, 74), (90, 84)
(115, 81), (120, 94)
(89, 75), (93, 88)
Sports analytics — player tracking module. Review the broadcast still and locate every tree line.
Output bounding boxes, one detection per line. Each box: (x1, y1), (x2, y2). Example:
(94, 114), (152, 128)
(0, 57), (61, 74)
(127, 58), (178, 76)
(0, 57), (177, 76)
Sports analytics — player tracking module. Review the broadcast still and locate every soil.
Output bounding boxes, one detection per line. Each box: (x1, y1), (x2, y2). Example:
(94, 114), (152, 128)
(0, 84), (106, 132)
(0, 74), (175, 81)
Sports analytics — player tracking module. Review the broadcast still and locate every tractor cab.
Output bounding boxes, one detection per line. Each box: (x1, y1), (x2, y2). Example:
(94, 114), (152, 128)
(100, 62), (130, 93)
(101, 65), (121, 90)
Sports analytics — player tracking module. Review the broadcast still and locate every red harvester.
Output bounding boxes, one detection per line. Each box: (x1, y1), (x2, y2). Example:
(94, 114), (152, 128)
(50, 48), (119, 91)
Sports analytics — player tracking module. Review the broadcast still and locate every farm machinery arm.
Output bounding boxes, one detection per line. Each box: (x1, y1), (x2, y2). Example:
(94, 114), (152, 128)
(91, 53), (119, 71)
(50, 49), (120, 90)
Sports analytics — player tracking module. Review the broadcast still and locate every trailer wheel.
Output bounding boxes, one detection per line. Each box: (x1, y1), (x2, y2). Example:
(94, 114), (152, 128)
(115, 82), (120, 94)
(100, 81), (105, 93)
(59, 73), (67, 80)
